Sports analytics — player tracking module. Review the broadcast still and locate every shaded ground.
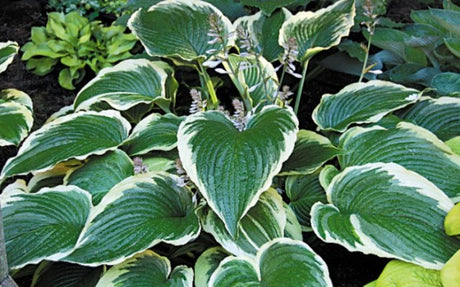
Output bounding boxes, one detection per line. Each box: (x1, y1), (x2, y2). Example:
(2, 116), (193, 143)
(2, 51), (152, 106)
(0, 0), (441, 286)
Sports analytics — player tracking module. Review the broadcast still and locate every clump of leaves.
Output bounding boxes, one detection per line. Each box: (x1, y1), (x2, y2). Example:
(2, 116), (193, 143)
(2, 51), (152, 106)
(47, 0), (128, 19)
(21, 12), (137, 90)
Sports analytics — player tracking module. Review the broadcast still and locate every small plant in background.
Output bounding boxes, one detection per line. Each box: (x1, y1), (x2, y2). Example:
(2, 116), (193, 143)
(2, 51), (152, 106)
(21, 11), (137, 90)
(1, 0), (460, 286)
(47, 0), (129, 19)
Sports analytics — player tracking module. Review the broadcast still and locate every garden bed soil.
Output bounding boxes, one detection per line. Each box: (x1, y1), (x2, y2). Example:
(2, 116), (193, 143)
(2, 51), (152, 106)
(0, 0), (441, 286)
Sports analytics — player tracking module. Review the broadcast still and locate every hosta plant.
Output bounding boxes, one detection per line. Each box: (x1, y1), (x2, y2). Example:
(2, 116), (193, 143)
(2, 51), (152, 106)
(21, 11), (137, 90)
(1, 0), (460, 285)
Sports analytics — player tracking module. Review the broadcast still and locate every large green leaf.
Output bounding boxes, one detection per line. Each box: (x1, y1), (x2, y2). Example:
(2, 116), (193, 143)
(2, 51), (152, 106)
(373, 260), (442, 287)
(177, 105), (298, 237)
(64, 174), (200, 266)
(1, 110), (131, 179)
(279, 0), (355, 63)
(64, 150), (134, 205)
(209, 238), (332, 286)
(199, 189), (286, 257)
(280, 130), (341, 175)
(0, 41), (19, 73)
(285, 171), (327, 231)
(400, 96), (460, 141)
(128, 0), (234, 63)
(222, 54), (279, 107)
(312, 80), (420, 132)
(0, 89), (33, 146)
(234, 9), (291, 62)
(430, 9), (460, 37)
(338, 122), (460, 200)
(31, 261), (103, 287)
(74, 59), (175, 111)
(240, 0), (297, 15)
(95, 250), (193, 287)
(431, 72), (460, 97)
(1, 184), (91, 269)
(122, 113), (184, 156)
(195, 247), (229, 287)
(311, 162), (460, 269)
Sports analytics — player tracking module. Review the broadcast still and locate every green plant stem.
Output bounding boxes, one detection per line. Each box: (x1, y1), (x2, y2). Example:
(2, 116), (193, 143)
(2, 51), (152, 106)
(294, 59), (310, 115)
(198, 62), (218, 108)
(359, 34), (372, 83)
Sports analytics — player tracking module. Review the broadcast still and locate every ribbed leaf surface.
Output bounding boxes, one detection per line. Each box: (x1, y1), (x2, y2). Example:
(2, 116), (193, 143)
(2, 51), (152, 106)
(195, 247), (229, 287)
(32, 261), (103, 287)
(65, 150), (134, 205)
(0, 89), (33, 146)
(312, 80), (420, 132)
(2, 185), (91, 269)
(1, 110), (131, 179)
(122, 113), (184, 156)
(311, 163), (460, 269)
(74, 59), (174, 111)
(199, 189), (286, 257)
(95, 250), (193, 287)
(373, 260), (442, 287)
(400, 96), (460, 141)
(279, 0), (355, 62)
(177, 105), (298, 236)
(64, 174), (200, 266)
(0, 41), (18, 73)
(338, 122), (460, 200)
(281, 130), (340, 175)
(209, 238), (332, 286)
(128, 0), (233, 62)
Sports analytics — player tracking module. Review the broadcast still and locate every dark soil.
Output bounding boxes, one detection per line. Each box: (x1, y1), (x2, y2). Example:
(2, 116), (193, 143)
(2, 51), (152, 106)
(0, 0), (441, 286)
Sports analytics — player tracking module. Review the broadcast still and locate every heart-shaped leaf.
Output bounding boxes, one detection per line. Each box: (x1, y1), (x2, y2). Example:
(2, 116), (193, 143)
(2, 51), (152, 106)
(400, 96), (460, 141)
(74, 59), (176, 111)
(312, 80), (420, 132)
(209, 238), (332, 286)
(198, 189), (286, 257)
(2, 183), (92, 269)
(32, 261), (103, 287)
(373, 260), (442, 287)
(122, 113), (184, 156)
(338, 122), (460, 200)
(64, 150), (134, 205)
(1, 110), (131, 179)
(0, 41), (18, 73)
(195, 247), (229, 287)
(311, 162), (460, 269)
(64, 173), (200, 266)
(0, 89), (33, 146)
(280, 130), (341, 175)
(128, 0), (234, 63)
(95, 250), (193, 287)
(279, 0), (355, 63)
(178, 105), (298, 236)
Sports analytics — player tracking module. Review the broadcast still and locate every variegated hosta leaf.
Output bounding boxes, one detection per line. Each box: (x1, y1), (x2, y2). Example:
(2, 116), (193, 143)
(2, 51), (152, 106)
(2, 184), (92, 269)
(285, 171), (327, 231)
(312, 80), (420, 132)
(64, 174), (200, 266)
(280, 130), (341, 175)
(400, 96), (460, 141)
(209, 238), (332, 286)
(441, 250), (460, 287)
(198, 189), (286, 257)
(1, 110), (131, 179)
(373, 260), (442, 287)
(122, 113), (184, 156)
(311, 162), (460, 269)
(445, 203), (460, 236)
(318, 164), (340, 191)
(279, 0), (355, 63)
(282, 203), (303, 241)
(28, 160), (82, 193)
(0, 41), (19, 73)
(338, 122), (460, 200)
(223, 54), (279, 108)
(240, 0), (298, 15)
(128, 0), (234, 63)
(31, 261), (104, 287)
(178, 105), (298, 236)
(95, 250), (193, 287)
(64, 150), (134, 205)
(0, 89), (33, 146)
(74, 59), (176, 111)
(195, 247), (229, 287)
(234, 9), (291, 62)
